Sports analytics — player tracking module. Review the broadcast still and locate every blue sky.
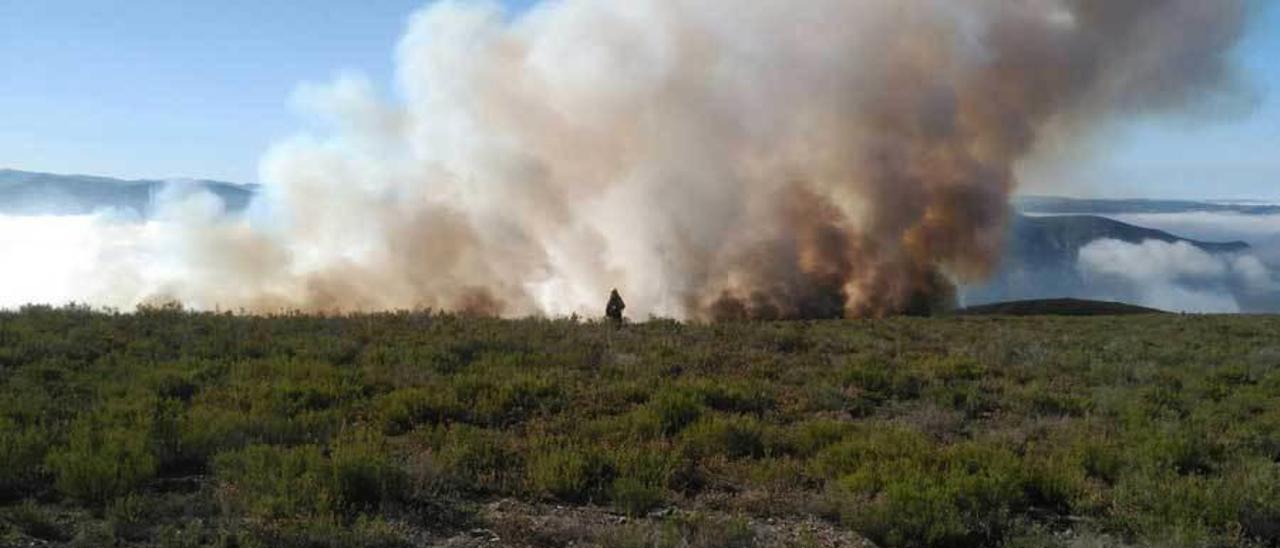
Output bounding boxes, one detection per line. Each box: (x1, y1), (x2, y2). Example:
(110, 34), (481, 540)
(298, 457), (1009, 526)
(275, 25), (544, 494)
(1, 1), (1277, 199)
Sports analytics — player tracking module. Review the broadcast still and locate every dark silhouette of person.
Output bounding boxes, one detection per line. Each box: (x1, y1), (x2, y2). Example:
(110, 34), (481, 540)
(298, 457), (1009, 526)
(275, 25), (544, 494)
(606, 289), (626, 324)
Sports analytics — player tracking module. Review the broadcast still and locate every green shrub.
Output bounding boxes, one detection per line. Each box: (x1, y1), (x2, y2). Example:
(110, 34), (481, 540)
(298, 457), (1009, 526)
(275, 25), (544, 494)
(240, 514), (410, 548)
(47, 416), (157, 504)
(649, 389), (704, 437)
(829, 441), (1028, 548)
(526, 444), (613, 502)
(435, 426), (522, 494)
(811, 424), (930, 479)
(611, 476), (665, 517)
(0, 418), (48, 500)
(664, 513), (757, 548)
(774, 419), (854, 457)
(1231, 458), (1280, 545)
(682, 379), (777, 415)
(842, 356), (922, 402)
(213, 444), (337, 519)
(1020, 447), (1091, 514)
(375, 388), (463, 435)
(924, 355), (988, 382)
(1079, 439), (1125, 485)
(150, 396), (193, 473)
(609, 446), (674, 515)
(1137, 426), (1222, 476)
(1026, 384), (1091, 417)
(331, 429), (405, 513)
(454, 372), (566, 426)
(178, 359), (356, 457)
(151, 371), (198, 403)
(681, 415), (765, 460)
(2, 500), (69, 542)
(840, 475), (968, 548)
(106, 493), (151, 542)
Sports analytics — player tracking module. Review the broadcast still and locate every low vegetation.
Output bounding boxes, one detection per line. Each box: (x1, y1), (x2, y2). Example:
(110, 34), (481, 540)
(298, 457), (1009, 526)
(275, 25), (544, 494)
(2, 305), (1279, 546)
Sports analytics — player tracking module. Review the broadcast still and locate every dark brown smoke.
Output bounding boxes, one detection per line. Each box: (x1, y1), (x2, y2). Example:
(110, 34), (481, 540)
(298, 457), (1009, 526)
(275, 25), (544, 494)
(693, 0), (1252, 319)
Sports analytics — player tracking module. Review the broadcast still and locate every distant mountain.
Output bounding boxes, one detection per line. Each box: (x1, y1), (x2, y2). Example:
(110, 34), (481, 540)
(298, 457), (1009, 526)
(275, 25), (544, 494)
(1008, 214), (1250, 270)
(959, 298), (1166, 316)
(1016, 195), (1280, 215)
(0, 169), (256, 216)
(962, 214), (1261, 311)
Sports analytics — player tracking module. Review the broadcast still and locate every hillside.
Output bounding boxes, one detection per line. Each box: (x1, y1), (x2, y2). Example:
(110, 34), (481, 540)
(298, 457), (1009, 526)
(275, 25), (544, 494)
(2, 308), (1279, 547)
(961, 214), (1261, 311)
(1006, 214), (1249, 269)
(0, 169), (255, 216)
(1015, 195), (1280, 215)
(958, 298), (1166, 316)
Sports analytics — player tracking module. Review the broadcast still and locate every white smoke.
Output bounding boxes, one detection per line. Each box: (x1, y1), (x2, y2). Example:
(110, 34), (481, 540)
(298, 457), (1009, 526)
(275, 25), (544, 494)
(1077, 238), (1277, 313)
(0, 0), (1259, 317)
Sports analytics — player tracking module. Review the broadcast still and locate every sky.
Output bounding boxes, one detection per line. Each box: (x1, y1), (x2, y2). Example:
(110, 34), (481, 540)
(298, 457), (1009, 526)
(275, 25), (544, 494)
(1, 0), (1277, 200)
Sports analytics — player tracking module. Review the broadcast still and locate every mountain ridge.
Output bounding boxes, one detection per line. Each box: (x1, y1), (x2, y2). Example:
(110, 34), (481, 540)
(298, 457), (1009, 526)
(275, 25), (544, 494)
(0, 168), (256, 216)
(1016, 195), (1280, 215)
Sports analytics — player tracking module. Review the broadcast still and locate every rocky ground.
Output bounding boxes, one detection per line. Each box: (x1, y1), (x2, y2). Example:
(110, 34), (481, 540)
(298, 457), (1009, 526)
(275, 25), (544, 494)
(434, 499), (875, 548)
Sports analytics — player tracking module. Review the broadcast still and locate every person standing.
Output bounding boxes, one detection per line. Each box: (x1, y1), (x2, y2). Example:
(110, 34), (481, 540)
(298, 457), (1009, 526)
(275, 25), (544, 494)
(606, 289), (626, 325)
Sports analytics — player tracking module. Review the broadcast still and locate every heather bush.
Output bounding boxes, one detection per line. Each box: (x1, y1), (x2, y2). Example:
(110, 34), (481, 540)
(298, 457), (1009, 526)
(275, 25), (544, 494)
(526, 443), (613, 502)
(0, 418), (47, 500)
(46, 413), (157, 505)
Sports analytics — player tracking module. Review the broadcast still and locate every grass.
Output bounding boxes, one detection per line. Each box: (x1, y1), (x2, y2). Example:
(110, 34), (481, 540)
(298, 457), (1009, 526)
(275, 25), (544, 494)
(1, 305), (1279, 546)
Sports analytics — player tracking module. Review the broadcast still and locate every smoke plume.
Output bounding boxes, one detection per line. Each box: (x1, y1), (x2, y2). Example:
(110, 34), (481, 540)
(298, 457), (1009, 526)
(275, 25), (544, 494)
(82, 0), (1257, 318)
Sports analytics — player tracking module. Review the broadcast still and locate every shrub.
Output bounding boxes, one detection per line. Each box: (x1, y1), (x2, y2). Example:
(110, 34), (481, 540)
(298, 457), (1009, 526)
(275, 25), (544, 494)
(435, 426), (523, 494)
(682, 379), (777, 415)
(611, 476), (665, 517)
(2, 500), (69, 542)
(773, 419), (854, 458)
(681, 415), (765, 460)
(179, 360), (355, 456)
(151, 372), (198, 403)
(829, 441), (1028, 548)
(527, 444), (613, 503)
(213, 444), (337, 519)
(106, 493), (151, 542)
(649, 389), (704, 437)
(240, 514), (411, 548)
(331, 429), (405, 513)
(150, 396), (194, 473)
(924, 355), (987, 382)
(1233, 458), (1280, 545)
(667, 513), (757, 548)
(47, 416), (157, 505)
(455, 372), (565, 426)
(375, 388), (462, 435)
(842, 356), (922, 402)
(811, 424), (930, 479)
(1137, 426), (1222, 476)
(0, 418), (48, 500)
(610, 446), (675, 515)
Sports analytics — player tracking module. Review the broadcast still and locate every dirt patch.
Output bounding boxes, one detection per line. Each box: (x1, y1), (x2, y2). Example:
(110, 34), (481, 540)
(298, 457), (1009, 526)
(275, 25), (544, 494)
(436, 499), (875, 548)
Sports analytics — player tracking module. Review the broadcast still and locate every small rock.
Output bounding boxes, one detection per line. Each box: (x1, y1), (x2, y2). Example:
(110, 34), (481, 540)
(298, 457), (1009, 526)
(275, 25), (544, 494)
(648, 507), (674, 519)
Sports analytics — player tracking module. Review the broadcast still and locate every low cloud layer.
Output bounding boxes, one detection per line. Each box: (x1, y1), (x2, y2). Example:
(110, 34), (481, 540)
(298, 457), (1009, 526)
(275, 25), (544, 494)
(1107, 212), (1280, 267)
(1077, 238), (1277, 313)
